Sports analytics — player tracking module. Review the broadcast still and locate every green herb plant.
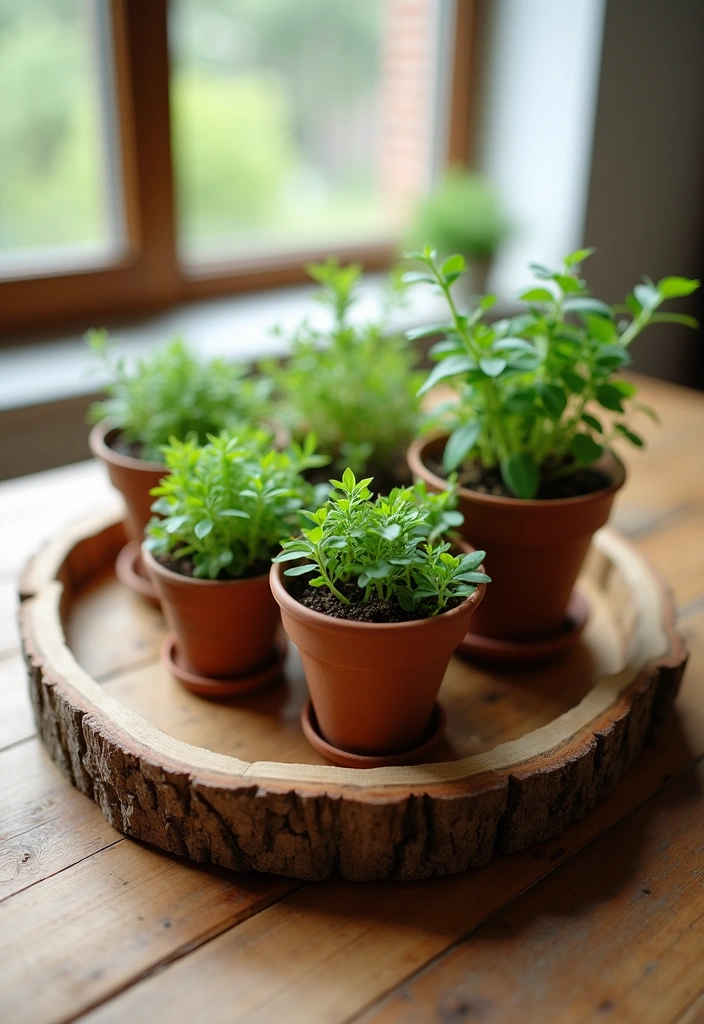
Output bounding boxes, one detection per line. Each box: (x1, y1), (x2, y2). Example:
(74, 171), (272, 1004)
(87, 330), (273, 462)
(145, 429), (326, 580)
(264, 258), (422, 478)
(404, 247), (700, 498)
(405, 170), (510, 264)
(274, 468), (490, 616)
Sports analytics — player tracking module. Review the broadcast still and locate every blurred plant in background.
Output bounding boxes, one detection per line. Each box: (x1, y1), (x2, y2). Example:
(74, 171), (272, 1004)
(263, 258), (422, 486)
(405, 170), (511, 294)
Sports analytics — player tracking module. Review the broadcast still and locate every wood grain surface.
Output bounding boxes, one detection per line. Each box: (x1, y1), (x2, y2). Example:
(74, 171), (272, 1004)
(1, 374), (703, 1023)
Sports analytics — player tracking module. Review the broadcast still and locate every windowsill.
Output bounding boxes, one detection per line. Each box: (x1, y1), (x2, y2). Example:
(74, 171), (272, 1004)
(0, 275), (448, 413)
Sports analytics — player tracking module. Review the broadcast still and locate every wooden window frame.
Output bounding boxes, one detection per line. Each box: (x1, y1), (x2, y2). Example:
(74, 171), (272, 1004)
(0, 0), (481, 335)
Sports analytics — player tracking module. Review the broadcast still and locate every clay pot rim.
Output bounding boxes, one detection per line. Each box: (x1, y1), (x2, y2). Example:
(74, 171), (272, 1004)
(89, 419), (166, 474)
(408, 433), (626, 509)
(142, 544), (270, 590)
(270, 559), (486, 635)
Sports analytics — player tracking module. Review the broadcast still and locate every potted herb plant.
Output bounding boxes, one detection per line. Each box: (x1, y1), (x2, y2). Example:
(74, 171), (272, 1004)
(405, 246), (699, 659)
(142, 430), (325, 696)
(87, 330), (272, 598)
(263, 258), (422, 491)
(405, 170), (510, 299)
(270, 469), (489, 766)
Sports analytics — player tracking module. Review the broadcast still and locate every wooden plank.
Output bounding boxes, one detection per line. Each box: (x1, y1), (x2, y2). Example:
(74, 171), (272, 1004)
(68, 607), (704, 1024)
(0, 653), (35, 751)
(636, 510), (704, 607)
(66, 570), (165, 680)
(675, 992), (704, 1024)
(0, 741), (119, 901)
(0, 840), (297, 1024)
(355, 763), (704, 1024)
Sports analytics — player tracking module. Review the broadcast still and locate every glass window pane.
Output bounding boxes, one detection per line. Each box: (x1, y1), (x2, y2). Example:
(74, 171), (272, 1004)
(170, 0), (444, 265)
(0, 0), (124, 278)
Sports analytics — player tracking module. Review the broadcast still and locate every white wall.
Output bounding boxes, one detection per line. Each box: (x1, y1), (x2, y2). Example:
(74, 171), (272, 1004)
(476, 0), (606, 296)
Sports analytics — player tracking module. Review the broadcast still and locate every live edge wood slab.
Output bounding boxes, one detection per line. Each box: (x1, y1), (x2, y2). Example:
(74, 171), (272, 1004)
(18, 510), (687, 882)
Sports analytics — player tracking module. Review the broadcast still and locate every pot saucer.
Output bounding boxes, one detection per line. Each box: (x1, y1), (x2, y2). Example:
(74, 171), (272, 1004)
(116, 540), (160, 606)
(300, 700), (446, 769)
(161, 633), (287, 698)
(456, 590), (589, 665)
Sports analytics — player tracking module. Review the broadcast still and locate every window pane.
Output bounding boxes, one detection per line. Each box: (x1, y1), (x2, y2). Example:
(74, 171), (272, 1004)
(170, 0), (444, 265)
(0, 0), (123, 278)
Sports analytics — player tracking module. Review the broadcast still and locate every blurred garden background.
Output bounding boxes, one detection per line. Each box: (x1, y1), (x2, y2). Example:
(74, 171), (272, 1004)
(0, 0), (440, 266)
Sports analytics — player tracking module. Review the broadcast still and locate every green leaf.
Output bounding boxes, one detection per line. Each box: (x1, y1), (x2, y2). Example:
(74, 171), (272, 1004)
(455, 571), (492, 584)
(584, 313), (616, 344)
(529, 262), (553, 279)
(581, 413), (603, 433)
(594, 345), (631, 370)
(194, 519), (213, 539)
(505, 390), (540, 415)
(492, 338), (536, 355)
(562, 369), (587, 394)
(441, 254), (466, 277)
(657, 276), (700, 298)
(219, 509), (250, 518)
(443, 421), (481, 472)
(552, 274), (583, 293)
(595, 383), (625, 412)
(519, 287), (554, 303)
(625, 293), (642, 317)
(417, 355), (477, 396)
(377, 523), (401, 541)
(274, 549), (310, 562)
(648, 312), (699, 329)
(429, 338), (464, 358)
(406, 323), (454, 342)
(571, 433), (604, 466)
(611, 379), (638, 397)
(500, 453), (539, 499)
(615, 424), (644, 447)
(564, 247), (596, 267)
(458, 551), (486, 572)
(401, 271), (435, 286)
(634, 282), (659, 311)
(563, 297), (614, 318)
(284, 564), (319, 576)
(164, 515), (190, 534)
(537, 383), (567, 419)
(479, 357), (507, 378)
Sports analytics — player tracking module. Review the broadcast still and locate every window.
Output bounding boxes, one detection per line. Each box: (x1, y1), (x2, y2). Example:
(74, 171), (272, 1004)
(0, 0), (478, 333)
(0, 0), (126, 277)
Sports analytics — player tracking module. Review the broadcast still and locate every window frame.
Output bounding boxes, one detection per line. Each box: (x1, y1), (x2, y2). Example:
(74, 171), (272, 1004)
(0, 0), (480, 334)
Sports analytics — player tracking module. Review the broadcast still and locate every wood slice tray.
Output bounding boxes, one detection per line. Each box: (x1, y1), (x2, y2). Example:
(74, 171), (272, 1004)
(19, 510), (687, 882)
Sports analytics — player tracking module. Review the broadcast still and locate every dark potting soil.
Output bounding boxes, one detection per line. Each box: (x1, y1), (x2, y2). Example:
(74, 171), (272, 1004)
(107, 432), (153, 461)
(426, 455), (611, 500)
(155, 553), (271, 582)
(287, 576), (462, 624)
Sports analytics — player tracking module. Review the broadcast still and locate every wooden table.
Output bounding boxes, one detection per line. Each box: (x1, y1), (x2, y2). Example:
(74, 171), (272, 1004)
(1, 373), (704, 1024)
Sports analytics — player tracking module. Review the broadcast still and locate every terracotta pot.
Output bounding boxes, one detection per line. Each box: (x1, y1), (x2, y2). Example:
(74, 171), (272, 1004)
(143, 547), (281, 678)
(89, 421), (166, 545)
(407, 435), (625, 643)
(270, 562), (485, 756)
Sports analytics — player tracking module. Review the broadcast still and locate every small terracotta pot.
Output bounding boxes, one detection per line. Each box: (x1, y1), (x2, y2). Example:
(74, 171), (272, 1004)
(407, 435), (625, 643)
(89, 421), (166, 546)
(143, 547), (281, 679)
(270, 562), (485, 756)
